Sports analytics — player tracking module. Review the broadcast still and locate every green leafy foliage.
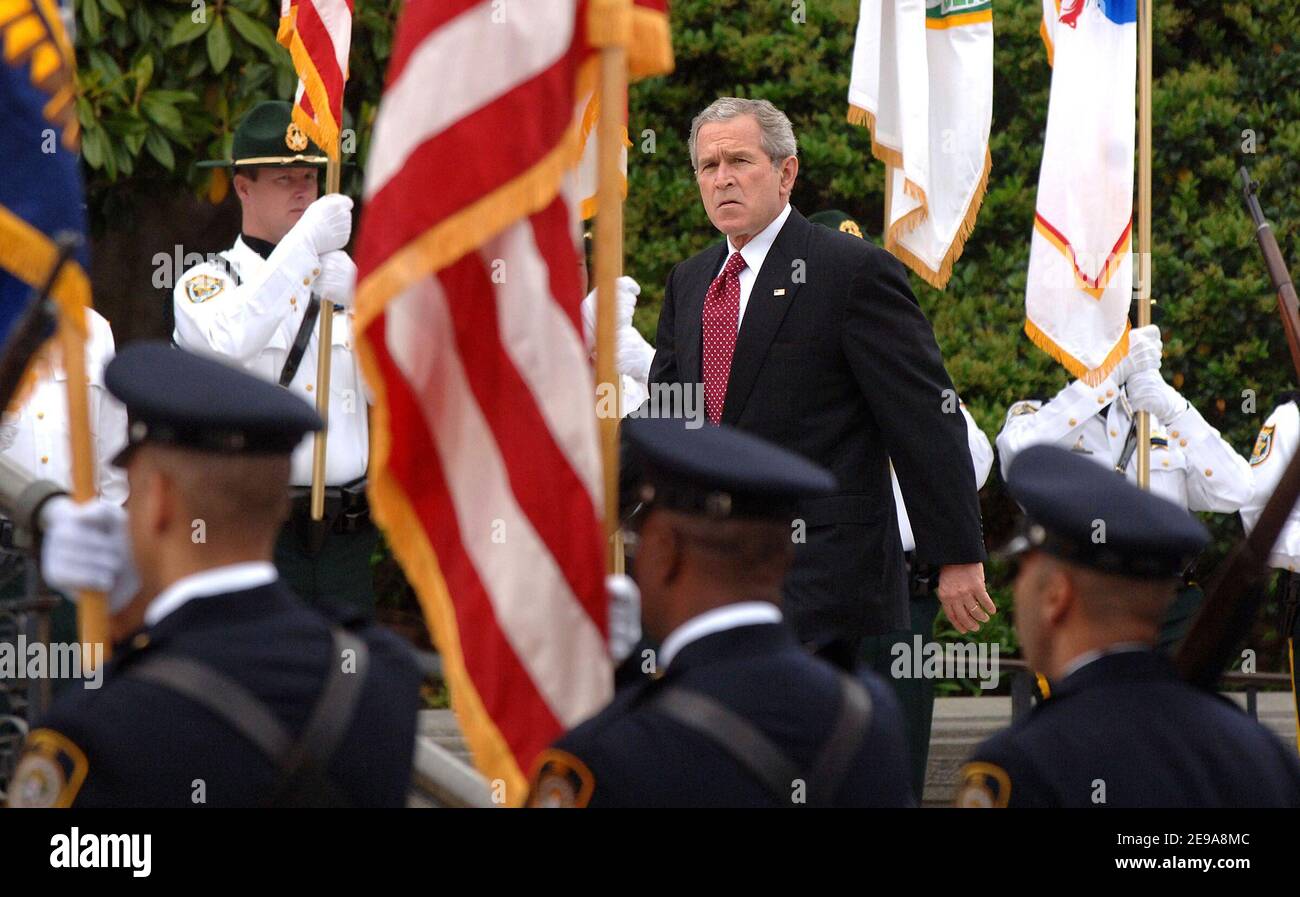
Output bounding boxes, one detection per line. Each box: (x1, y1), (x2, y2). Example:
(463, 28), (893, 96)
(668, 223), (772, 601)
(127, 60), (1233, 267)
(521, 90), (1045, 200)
(74, 0), (401, 233)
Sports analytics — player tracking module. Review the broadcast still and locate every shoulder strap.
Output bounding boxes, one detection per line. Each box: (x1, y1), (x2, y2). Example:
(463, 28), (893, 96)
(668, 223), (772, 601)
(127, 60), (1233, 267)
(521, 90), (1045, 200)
(125, 627), (370, 807)
(273, 629), (369, 805)
(807, 674), (873, 806)
(279, 294), (322, 387)
(652, 687), (801, 805)
(128, 656), (294, 765)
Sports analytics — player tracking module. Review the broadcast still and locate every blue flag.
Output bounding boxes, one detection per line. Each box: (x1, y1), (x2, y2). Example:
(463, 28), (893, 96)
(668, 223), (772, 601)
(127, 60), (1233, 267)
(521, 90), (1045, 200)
(0, 0), (89, 349)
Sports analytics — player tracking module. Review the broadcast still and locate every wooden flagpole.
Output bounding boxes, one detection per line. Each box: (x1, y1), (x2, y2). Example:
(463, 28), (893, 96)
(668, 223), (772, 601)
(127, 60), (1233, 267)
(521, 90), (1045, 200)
(310, 154), (340, 520)
(58, 296), (107, 668)
(1135, 0), (1153, 489)
(593, 0), (630, 572)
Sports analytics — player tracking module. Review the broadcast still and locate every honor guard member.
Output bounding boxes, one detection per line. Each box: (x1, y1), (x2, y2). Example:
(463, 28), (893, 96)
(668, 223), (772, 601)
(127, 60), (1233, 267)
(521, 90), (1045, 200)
(5, 343), (421, 808)
(527, 418), (913, 808)
(996, 325), (1252, 652)
(1241, 395), (1300, 749)
(0, 309), (127, 646)
(956, 445), (1300, 808)
(174, 100), (375, 620)
(811, 209), (995, 800)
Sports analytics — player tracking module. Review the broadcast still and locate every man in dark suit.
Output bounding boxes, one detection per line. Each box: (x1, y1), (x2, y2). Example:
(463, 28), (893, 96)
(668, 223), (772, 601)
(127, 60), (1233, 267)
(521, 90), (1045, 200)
(529, 418), (913, 807)
(6, 344), (421, 807)
(642, 97), (990, 665)
(957, 445), (1300, 808)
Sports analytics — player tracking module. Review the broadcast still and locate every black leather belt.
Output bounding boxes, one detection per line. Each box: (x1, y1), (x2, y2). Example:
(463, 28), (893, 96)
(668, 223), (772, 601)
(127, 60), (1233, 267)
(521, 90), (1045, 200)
(288, 477), (371, 536)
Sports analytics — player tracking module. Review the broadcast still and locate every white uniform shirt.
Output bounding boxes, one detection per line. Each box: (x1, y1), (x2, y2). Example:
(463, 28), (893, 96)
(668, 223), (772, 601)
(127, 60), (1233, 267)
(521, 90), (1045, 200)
(995, 374), (1253, 514)
(1, 309), (127, 503)
(173, 236), (368, 486)
(1241, 400), (1300, 570)
(893, 404), (993, 552)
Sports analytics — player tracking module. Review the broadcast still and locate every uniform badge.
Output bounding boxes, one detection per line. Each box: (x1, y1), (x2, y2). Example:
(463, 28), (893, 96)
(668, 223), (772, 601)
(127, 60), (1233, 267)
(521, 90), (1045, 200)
(954, 761), (1011, 808)
(1251, 425), (1275, 466)
(525, 748), (595, 808)
(285, 122), (308, 152)
(184, 273), (225, 304)
(1008, 400), (1040, 418)
(7, 728), (88, 808)
(838, 219), (863, 238)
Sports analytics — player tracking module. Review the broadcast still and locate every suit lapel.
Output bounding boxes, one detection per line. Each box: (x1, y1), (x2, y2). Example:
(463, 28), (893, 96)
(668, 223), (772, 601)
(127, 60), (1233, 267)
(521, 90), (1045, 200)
(680, 243), (726, 386)
(720, 209), (809, 424)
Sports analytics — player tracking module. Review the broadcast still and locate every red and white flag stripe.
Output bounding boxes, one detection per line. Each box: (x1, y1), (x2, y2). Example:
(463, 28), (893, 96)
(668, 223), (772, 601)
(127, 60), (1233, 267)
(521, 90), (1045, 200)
(355, 0), (669, 801)
(278, 0), (352, 157)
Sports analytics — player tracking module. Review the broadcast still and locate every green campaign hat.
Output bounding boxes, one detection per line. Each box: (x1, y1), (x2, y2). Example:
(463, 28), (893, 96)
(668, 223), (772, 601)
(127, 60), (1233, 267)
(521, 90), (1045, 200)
(197, 100), (329, 169)
(808, 209), (865, 239)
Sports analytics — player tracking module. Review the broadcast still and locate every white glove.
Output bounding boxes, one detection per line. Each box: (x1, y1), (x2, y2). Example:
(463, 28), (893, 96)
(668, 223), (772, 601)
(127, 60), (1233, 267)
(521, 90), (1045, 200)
(1125, 369), (1188, 424)
(1111, 324), (1162, 385)
(315, 251), (356, 309)
(39, 497), (138, 613)
(580, 276), (641, 350)
(617, 325), (655, 383)
(606, 573), (642, 665)
(0, 412), (17, 452)
(285, 194), (354, 257)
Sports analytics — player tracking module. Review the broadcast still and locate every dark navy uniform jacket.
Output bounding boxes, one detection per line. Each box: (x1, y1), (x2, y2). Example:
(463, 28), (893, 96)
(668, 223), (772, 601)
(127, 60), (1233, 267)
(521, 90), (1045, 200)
(15, 581), (421, 807)
(532, 622), (913, 807)
(958, 650), (1300, 808)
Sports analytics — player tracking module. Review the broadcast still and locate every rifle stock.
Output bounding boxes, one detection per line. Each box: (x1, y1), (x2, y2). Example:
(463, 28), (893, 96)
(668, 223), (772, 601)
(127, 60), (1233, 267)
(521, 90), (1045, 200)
(1174, 170), (1300, 687)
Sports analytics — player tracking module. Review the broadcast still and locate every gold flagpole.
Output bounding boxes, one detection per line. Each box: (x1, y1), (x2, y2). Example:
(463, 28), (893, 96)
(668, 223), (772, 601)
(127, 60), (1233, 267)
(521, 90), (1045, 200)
(58, 293), (107, 668)
(592, 0), (630, 573)
(309, 145), (341, 520)
(1135, 0), (1153, 489)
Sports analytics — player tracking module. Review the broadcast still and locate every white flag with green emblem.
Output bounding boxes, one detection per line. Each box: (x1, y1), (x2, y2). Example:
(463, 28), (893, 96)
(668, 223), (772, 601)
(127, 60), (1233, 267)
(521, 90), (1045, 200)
(848, 0), (993, 290)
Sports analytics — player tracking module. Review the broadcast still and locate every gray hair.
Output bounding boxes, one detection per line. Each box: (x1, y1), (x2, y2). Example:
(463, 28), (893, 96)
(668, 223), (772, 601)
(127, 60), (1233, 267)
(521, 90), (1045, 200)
(688, 98), (798, 171)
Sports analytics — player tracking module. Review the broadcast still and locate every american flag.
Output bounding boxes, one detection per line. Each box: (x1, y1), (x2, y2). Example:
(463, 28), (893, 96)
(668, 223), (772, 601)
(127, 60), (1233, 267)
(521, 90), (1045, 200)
(277, 0), (353, 158)
(354, 0), (670, 803)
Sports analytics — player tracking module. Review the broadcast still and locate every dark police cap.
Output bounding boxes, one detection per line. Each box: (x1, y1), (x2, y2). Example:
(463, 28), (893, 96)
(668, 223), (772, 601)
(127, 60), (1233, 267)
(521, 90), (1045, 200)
(105, 342), (323, 466)
(197, 100), (328, 169)
(1000, 444), (1210, 578)
(623, 417), (837, 520)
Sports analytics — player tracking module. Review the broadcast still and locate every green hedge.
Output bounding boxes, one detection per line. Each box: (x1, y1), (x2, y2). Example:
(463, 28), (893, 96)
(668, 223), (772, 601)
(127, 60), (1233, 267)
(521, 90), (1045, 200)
(76, 0), (1300, 675)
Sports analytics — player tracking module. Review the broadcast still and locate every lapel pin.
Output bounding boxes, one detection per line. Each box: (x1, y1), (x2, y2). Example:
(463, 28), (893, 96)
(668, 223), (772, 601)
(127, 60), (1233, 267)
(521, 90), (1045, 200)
(773, 288), (786, 296)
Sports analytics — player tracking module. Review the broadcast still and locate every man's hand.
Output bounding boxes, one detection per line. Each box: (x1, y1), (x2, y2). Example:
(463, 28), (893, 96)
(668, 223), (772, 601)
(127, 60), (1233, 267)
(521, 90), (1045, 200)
(288, 194), (354, 257)
(1111, 324), (1162, 385)
(39, 497), (138, 613)
(315, 250), (356, 309)
(937, 562), (996, 634)
(606, 573), (642, 665)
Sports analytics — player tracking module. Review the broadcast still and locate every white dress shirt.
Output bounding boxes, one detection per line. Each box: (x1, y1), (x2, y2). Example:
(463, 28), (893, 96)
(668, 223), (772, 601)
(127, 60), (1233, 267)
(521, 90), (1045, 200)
(173, 236), (369, 486)
(145, 561), (279, 627)
(658, 601), (783, 669)
(1058, 642), (1152, 681)
(1, 308), (127, 504)
(717, 203), (794, 327)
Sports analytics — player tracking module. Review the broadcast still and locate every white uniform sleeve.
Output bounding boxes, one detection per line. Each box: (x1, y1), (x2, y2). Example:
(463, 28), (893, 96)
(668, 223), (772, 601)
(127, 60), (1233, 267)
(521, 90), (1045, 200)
(173, 241), (318, 366)
(995, 374), (1122, 480)
(1241, 403), (1298, 535)
(86, 312), (128, 504)
(1166, 401), (1253, 513)
(961, 404), (994, 490)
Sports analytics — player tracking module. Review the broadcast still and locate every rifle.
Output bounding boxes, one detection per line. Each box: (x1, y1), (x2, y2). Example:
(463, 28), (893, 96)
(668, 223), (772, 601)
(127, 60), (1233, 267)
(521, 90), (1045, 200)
(1174, 169), (1300, 688)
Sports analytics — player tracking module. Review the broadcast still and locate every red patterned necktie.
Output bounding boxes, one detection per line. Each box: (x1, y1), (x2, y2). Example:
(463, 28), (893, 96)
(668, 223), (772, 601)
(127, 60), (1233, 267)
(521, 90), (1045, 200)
(701, 251), (748, 425)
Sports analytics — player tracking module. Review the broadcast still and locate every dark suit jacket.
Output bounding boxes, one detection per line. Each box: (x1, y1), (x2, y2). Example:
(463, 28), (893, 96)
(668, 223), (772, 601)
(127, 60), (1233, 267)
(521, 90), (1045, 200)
(28, 581), (421, 807)
(542, 622), (913, 807)
(645, 207), (986, 644)
(962, 651), (1300, 807)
